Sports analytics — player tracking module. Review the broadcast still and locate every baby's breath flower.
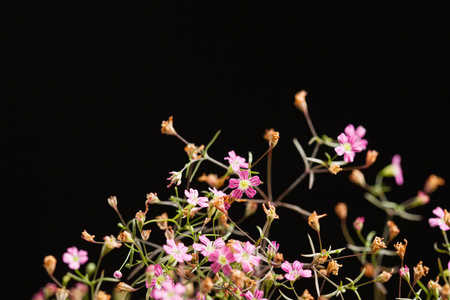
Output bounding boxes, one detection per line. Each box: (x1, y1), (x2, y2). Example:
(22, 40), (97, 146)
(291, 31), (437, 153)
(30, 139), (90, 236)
(353, 216), (365, 232)
(428, 277), (442, 299)
(300, 289), (314, 300)
(429, 207), (450, 231)
(55, 288), (69, 300)
(263, 202), (279, 222)
(328, 163), (342, 175)
(115, 282), (137, 293)
(166, 171), (182, 188)
(372, 236), (387, 253)
(146, 192), (160, 204)
(95, 291), (111, 300)
(62, 247), (88, 270)
(184, 143), (204, 159)
(263, 129), (280, 149)
(117, 231), (134, 244)
(141, 229), (151, 241)
(113, 270), (122, 279)
(107, 196), (118, 209)
(199, 277), (214, 297)
(43, 255), (57, 276)
(161, 116), (177, 136)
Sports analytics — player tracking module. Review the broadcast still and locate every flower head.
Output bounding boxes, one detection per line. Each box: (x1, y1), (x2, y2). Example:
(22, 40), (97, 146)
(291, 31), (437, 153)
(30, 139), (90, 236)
(185, 188), (209, 208)
(281, 260), (312, 281)
(113, 270), (122, 279)
(243, 289), (267, 300)
(344, 124), (368, 150)
(62, 247), (88, 270)
(229, 170), (261, 199)
(152, 282), (186, 300)
(208, 246), (236, 276)
(399, 265), (410, 281)
(193, 235), (225, 257)
(147, 264), (172, 290)
(224, 150), (249, 172)
(163, 239), (192, 263)
(233, 241), (261, 273)
(428, 207), (450, 231)
(372, 237), (387, 253)
(334, 131), (364, 163)
(353, 217), (365, 231)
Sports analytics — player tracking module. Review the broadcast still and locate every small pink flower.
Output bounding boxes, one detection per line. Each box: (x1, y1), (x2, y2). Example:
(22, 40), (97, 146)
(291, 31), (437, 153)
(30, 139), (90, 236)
(353, 217), (365, 231)
(229, 170), (261, 199)
(185, 188), (209, 208)
(344, 124), (368, 150)
(267, 241), (279, 259)
(399, 265), (410, 281)
(243, 289), (267, 300)
(224, 150), (249, 172)
(163, 239), (192, 263)
(281, 260), (312, 281)
(166, 171), (182, 188)
(152, 281), (185, 300)
(392, 154), (403, 185)
(209, 187), (227, 199)
(147, 264), (172, 290)
(192, 235), (225, 257)
(62, 246), (88, 270)
(334, 132), (364, 163)
(208, 246), (236, 276)
(428, 207), (450, 231)
(233, 241), (261, 273)
(113, 270), (122, 279)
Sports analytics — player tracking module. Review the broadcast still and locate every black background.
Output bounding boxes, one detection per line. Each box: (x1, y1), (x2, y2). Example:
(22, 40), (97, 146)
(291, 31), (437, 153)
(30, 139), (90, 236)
(3, 2), (449, 299)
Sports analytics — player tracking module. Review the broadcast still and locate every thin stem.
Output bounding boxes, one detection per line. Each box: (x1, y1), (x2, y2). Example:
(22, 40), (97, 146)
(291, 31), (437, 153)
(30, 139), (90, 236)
(267, 149), (273, 202)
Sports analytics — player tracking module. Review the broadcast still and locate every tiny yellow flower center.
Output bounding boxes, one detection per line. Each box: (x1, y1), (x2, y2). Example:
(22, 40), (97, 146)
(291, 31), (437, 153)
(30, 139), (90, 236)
(343, 143), (352, 152)
(219, 255), (227, 265)
(239, 180), (250, 190)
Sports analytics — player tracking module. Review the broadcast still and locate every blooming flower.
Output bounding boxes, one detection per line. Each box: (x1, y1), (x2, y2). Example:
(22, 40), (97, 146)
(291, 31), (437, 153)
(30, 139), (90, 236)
(153, 282), (185, 300)
(243, 289), (267, 300)
(185, 188), (209, 208)
(399, 265), (410, 281)
(233, 241), (261, 273)
(163, 239), (192, 263)
(281, 260), (312, 281)
(166, 171), (182, 188)
(193, 235), (225, 257)
(208, 246), (236, 275)
(334, 132), (364, 163)
(266, 241), (279, 260)
(228, 170), (261, 199)
(146, 264), (172, 290)
(209, 187), (227, 199)
(62, 247), (88, 270)
(224, 150), (249, 172)
(391, 154), (403, 185)
(428, 207), (450, 231)
(344, 124), (368, 150)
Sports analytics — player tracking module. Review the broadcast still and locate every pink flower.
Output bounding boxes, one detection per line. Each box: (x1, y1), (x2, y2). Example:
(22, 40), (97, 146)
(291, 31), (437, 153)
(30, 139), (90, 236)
(209, 187), (227, 199)
(233, 241), (261, 273)
(267, 241), (279, 260)
(229, 170), (261, 199)
(146, 264), (172, 290)
(391, 154), (403, 186)
(353, 216), (365, 231)
(428, 207), (450, 231)
(185, 188), (209, 208)
(344, 124), (368, 150)
(166, 171), (182, 188)
(334, 132), (364, 163)
(209, 246), (236, 275)
(113, 270), (122, 279)
(192, 235), (225, 257)
(163, 239), (192, 263)
(224, 150), (249, 172)
(152, 282), (185, 300)
(62, 246), (88, 270)
(399, 265), (410, 281)
(281, 260), (312, 281)
(243, 289), (267, 300)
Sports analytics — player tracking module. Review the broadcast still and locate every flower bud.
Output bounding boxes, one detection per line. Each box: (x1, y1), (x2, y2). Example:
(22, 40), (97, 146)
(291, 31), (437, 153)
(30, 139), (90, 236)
(375, 269), (393, 283)
(387, 220), (400, 242)
(308, 211), (327, 232)
(399, 265), (410, 282)
(118, 231), (134, 243)
(113, 270), (123, 279)
(349, 169), (366, 187)
(353, 216), (365, 232)
(43, 255), (57, 276)
(334, 202), (348, 221)
(85, 262), (96, 277)
(107, 196), (118, 209)
(55, 288), (69, 300)
(146, 192), (160, 204)
(115, 282), (137, 293)
(424, 174), (445, 194)
(294, 90), (308, 115)
(428, 278), (442, 299)
(365, 150), (379, 167)
(141, 229), (151, 241)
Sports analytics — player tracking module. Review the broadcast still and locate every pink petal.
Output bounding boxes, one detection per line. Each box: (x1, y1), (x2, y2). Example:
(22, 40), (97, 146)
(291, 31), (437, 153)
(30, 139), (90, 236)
(334, 146), (345, 156)
(213, 238), (225, 248)
(249, 176), (261, 186)
(238, 170), (249, 180)
(231, 188), (244, 199)
(337, 133), (348, 144)
(355, 125), (366, 138)
(439, 223), (450, 231)
(222, 264), (232, 276)
(429, 217), (441, 228)
(244, 187), (257, 198)
(433, 207), (445, 218)
(344, 151), (355, 163)
(281, 261), (292, 273)
(344, 124), (355, 136)
(300, 269), (313, 278)
(228, 178), (240, 188)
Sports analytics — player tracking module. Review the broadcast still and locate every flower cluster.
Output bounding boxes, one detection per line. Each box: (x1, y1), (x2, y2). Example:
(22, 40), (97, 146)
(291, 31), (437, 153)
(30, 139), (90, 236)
(34, 91), (448, 300)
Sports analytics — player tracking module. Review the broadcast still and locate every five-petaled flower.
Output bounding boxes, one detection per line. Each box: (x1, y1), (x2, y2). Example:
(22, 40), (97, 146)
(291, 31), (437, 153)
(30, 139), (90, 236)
(62, 246), (89, 270)
(193, 235), (225, 257)
(185, 188), (209, 208)
(224, 150), (249, 172)
(428, 207), (450, 231)
(208, 246), (236, 276)
(146, 264), (172, 290)
(344, 124), (368, 150)
(233, 241), (261, 273)
(281, 260), (312, 281)
(152, 281), (185, 300)
(163, 239), (192, 263)
(334, 131), (365, 163)
(229, 170), (261, 199)
(243, 289), (268, 300)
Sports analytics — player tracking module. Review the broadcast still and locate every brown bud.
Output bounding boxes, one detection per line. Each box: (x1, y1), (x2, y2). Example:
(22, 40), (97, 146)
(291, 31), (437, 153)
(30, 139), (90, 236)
(308, 211), (327, 232)
(43, 255), (57, 276)
(334, 202), (348, 221)
(365, 150), (379, 167)
(294, 90), (308, 115)
(424, 174), (445, 194)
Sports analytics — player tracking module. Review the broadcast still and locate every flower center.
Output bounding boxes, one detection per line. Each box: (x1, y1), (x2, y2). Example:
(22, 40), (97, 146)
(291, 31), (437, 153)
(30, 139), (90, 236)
(218, 255), (228, 265)
(239, 180), (250, 190)
(343, 142), (352, 152)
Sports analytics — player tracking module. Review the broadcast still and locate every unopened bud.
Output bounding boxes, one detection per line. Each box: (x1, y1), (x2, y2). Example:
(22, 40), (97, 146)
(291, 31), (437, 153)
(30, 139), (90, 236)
(146, 192), (160, 204)
(55, 288), (69, 300)
(365, 150), (379, 167)
(376, 269), (393, 283)
(141, 229), (151, 241)
(164, 228), (174, 240)
(424, 174), (445, 194)
(43, 255), (57, 276)
(107, 196), (118, 209)
(334, 202), (348, 221)
(85, 262), (96, 277)
(353, 217), (365, 232)
(115, 282), (137, 293)
(294, 90), (308, 115)
(387, 220), (400, 242)
(349, 169), (366, 187)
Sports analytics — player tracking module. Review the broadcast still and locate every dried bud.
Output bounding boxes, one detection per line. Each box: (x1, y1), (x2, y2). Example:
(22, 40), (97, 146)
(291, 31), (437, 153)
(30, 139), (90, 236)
(245, 201), (258, 217)
(365, 150), (379, 167)
(263, 129), (280, 149)
(146, 192), (160, 205)
(413, 261), (429, 283)
(424, 174), (445, 194)
(141, 229), (151, 241)
(199, 277), (214, 296)
(115, 282), (137, 293)
(161, 116), (177, 136)
(334, 202), (348, 221)
(156, 212), (169, 230)
(117, 231), (134, 243)
(184, 143), (204, 159)
(273, 252), (284, 264)
(95, 291), (111, 300)
(43, 255), (57, 276)
(55, 288), (69, 300)
(362, 263), (375, 278)
(349, 169), (366, 187)
(376, 269), (394, 283)
(165, 228), (174, 240)
(327, 260), (343, 276)
(262, 202), (279, 222)
(107, 196), (118, 209)
(329, 163), (342, 175)
(394, 239), (408, 259)
(428, 277), (442, 299)
(230, 269), (246, 289)
(294, 90), (308, 115)
(444, 209), (450, 228)
(81, 230), (96, 243)
(441, 283), (450, 299)
(300, 289), (314, 300)
(387, 220), (400, 242)
(308, 211), (327, 232)
(372, 236), (387, 253)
